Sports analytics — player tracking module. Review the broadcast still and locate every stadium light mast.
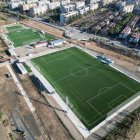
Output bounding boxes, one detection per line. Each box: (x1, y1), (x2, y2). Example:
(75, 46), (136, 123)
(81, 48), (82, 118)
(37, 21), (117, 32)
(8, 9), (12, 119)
(66, 96), (69, 113)
(132, 62), (140, 77)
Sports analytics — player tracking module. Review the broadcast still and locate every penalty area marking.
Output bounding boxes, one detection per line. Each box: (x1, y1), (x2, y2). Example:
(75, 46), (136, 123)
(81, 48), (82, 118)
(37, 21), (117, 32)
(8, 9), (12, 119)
(86, 83), (136, 125)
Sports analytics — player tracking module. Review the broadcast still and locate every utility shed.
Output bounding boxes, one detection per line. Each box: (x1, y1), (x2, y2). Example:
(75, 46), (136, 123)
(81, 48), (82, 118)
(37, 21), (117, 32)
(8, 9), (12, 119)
(49, 39), (66, 47)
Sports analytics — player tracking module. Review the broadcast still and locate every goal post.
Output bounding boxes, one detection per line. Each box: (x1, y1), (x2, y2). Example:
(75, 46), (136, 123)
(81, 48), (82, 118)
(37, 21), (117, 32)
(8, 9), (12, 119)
(107, 91), (140, 118)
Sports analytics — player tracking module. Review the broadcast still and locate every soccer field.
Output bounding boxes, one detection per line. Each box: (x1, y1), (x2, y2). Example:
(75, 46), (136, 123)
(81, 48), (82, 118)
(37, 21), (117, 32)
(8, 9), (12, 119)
(6, 24), (56, 47)
(31, 47), (140, 130)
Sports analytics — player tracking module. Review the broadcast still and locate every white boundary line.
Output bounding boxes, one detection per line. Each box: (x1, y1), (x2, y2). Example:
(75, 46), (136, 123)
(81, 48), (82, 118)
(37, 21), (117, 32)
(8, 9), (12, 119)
(27, 60), (91, 137)
(87, 83), (121, 102)
(75, 45), (140, 135)
(25, 45), (140, 138)
(108, 95), (127, 108)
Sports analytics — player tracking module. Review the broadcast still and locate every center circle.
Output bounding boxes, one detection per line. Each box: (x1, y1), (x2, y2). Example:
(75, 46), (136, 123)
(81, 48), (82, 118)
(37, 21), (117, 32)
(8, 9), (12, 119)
(70, 66), (88, 77)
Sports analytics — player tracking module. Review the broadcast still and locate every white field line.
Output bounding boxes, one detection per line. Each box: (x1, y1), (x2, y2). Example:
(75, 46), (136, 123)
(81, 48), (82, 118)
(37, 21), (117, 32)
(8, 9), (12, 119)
(87, 102), (102, 116)
(120, 82), (135, 92)
(111, 64), (140, 83)
(76, 44), (140, 83)
(52, 92), (91, 138)
(90, 91), (140, 134)
(69, 88), (104, 125)
(87, 83), (121, 102)
(41, 58), (56, 73)
(27, 61), (54, 93)
(86, 75), (138, 126)
(97, 87), (110, 95)
(24, 45), (140, 138)
(19, 45), (73, 61)
(107, 95), (128, 110)
(108, 95), (126, 107)
(27, 61), (91, 138)
(52, 63), (99, 84)
(7, 65), (35, 112)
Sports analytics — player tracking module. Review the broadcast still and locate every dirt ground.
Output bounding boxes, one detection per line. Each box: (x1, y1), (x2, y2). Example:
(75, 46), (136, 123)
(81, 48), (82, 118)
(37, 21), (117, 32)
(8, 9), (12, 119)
(134, 130), (140, 140)
(0, 38), (7, 51)
(0, 66), (42, 140)
(20, 74), (73, 140)
(20, 20), (64, 38)
(71, 40), (140, 77)
(0, 66), (21, 139)
(0, 12), (16, 26)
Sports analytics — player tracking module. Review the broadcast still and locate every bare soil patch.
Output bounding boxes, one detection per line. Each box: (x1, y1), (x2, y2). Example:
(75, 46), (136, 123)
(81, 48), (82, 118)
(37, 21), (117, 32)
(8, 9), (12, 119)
(71, 40), (140, 77)
(0, 66), (41, 139)
(20, 74), (74, 140)
(20, 20), (64, 38)
(0, 12), (16, 26)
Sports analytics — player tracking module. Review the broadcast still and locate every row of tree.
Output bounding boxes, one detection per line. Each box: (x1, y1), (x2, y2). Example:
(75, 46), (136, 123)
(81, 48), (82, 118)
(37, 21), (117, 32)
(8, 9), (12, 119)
(109, 13), (133, 35)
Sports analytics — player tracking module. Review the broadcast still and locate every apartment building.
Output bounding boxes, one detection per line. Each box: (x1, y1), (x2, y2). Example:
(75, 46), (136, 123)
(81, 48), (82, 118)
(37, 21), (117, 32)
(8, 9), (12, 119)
(60, 10), (79, 23)
(116, 1), (134, 13)
(100, 0), (113, 6)
(119, 26), (131, 38)
(129, 32), (140, 43)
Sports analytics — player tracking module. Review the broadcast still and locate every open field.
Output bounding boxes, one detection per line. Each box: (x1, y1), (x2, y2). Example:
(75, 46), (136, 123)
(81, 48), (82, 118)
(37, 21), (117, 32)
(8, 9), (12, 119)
(0, 66), (41, 139)
(72, 40), (140, 77)
(6, 24), (56, 47)
(6, 24), (23, 32)
(0, 12), (16, 26)
(20, 20), (64, 38)
(31, 47), (140, 130)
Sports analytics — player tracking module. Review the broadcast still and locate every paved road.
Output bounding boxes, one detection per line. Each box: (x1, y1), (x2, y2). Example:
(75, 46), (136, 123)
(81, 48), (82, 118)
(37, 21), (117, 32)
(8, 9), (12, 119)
(4, 8), (140, 52)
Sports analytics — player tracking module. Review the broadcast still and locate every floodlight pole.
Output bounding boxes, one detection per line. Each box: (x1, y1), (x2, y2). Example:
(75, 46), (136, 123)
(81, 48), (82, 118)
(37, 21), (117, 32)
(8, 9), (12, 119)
(66, 96), (69, 113)
(132, 62), (140, 77)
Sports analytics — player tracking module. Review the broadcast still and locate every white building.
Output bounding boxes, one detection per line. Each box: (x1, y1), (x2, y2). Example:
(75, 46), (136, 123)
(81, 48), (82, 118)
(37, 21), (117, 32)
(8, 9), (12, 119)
(129, 32), (140, 43)
(60, 0), (71, 6)
(119, 26), (131, 39)
(90, 3), (99, 10)
(115, 1), (126, 8)
(60, 10), (79, 23)
(33, 41), (48, 48)
(9, 1), (25, 9)
(26, 0), (38, 4)
(20, 3), (37, 11)
(79, 6), (90, 14)
(75, 1), (85, 9)
(60, 4), (76, 13)
(30, 5), (48, 15)
(49, 39), (66, 47)
(120, 4), (134, 13)
(116, 1), (134, 13)
(85, 0), (100, 5)
(38, 0), (50, 6)
(100, 0), (113, 6)
(48, 2), (60, 10)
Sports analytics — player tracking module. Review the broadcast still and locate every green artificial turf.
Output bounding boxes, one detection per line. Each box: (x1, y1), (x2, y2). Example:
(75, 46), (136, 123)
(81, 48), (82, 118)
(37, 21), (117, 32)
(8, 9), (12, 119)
(31, 47), (140, 130)
(6, 25), (56, 47)
(23, 63), (32, 73)
(7, 25), (23, 32)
